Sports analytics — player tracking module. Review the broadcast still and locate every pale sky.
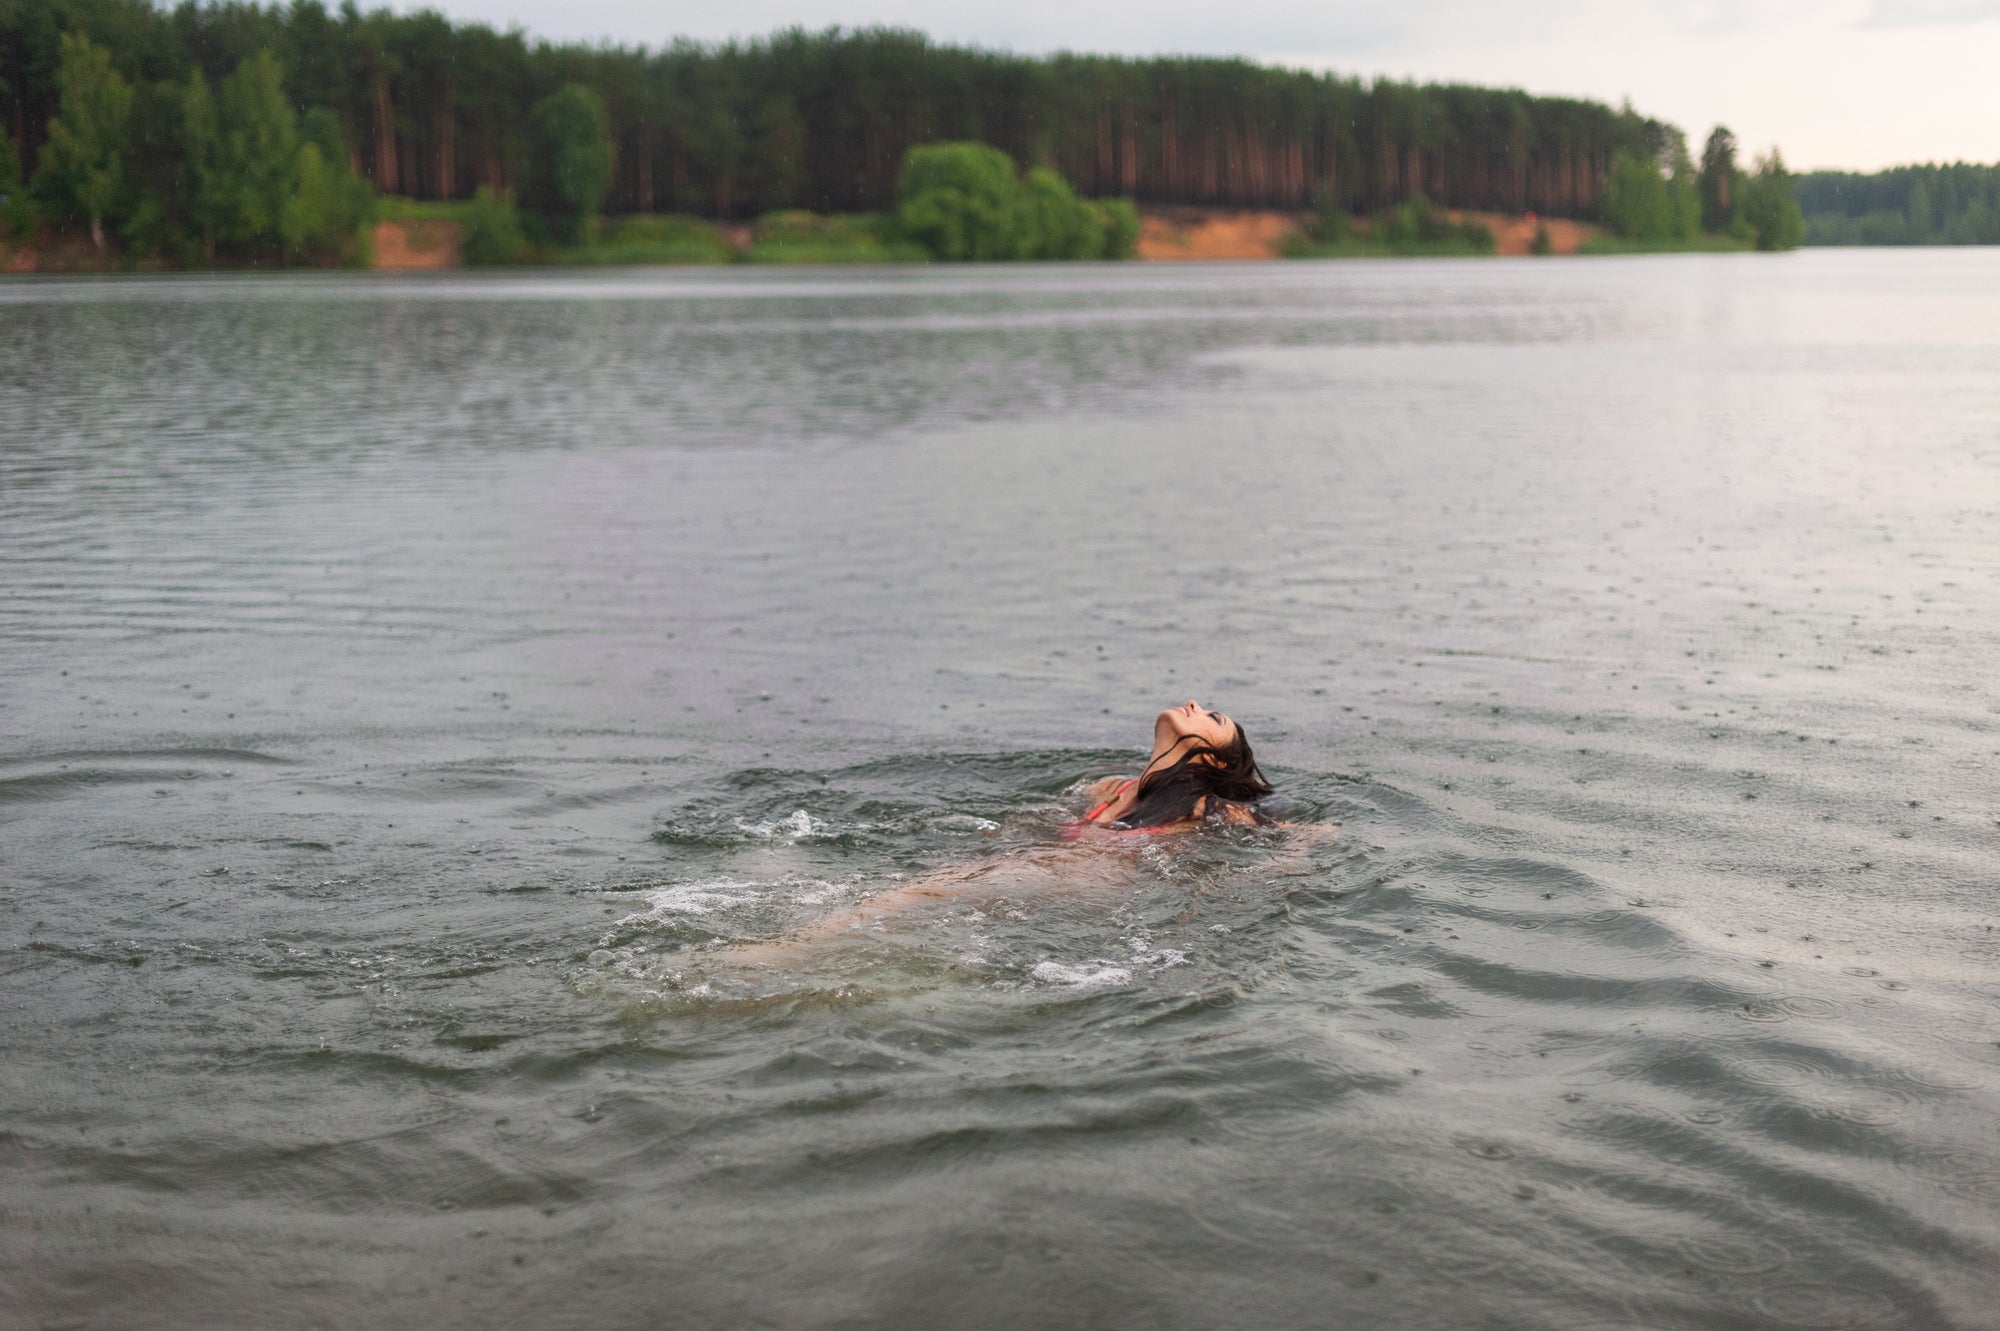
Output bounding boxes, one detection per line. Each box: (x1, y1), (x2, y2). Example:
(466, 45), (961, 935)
(401, 0), (2000, 172)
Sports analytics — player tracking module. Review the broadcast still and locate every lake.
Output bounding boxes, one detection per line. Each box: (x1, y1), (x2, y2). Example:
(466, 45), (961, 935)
(3, 251), (1998, 1329)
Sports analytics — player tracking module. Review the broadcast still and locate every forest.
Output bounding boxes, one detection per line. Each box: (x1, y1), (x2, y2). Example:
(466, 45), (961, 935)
(0, 0), (1818, 266)
(1794, 162), (2000, 246)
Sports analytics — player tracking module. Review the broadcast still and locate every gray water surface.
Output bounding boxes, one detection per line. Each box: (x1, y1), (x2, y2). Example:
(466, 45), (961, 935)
(4, 253), (1999, 1329)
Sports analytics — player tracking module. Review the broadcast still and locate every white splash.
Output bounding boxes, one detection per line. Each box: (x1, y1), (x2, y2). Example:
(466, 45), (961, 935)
(612, 878), (761, 922)
(1030, 960), (1134, 988)
(786, 878), (853, 905)
(1126, 933), (1189, 969)
(734, 809), (836, 840)
(933, 813), (1000, 834)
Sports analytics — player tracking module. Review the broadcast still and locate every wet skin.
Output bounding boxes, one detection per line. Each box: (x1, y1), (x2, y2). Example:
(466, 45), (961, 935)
(718, 703), (1335, 970)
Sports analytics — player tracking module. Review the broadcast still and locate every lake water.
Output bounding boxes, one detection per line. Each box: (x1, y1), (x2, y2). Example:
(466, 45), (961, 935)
(3, 252), (1998, 1329)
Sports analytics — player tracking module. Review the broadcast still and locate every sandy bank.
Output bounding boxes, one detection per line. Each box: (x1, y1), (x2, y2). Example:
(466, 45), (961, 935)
(371, 220), (461, 270)
(1471, 212), (1603, 256)
(4, 209), (1604, 272)
(1138, 206), (1603, 259)
(1137, 207), (1309, 260)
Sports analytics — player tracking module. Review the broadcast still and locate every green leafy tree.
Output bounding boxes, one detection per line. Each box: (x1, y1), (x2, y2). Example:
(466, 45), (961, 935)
(530, 83), (614, 242)
(1698, 125), (1739, 234)
(897, 141), (1020, 261)
(1601, 151), (1700, 243)
(1602, 152), (1674, 240)
(282, 110), (371, 261)
(35, 32), (131, 250)
(459, 184), (528, 264)
(1092, 197), (1141, 258)
(1015, 166), (1099, 259)
(1738, 150), (1803, 251)
(178, 71), (226, 260)
(217, 50), (300, 256)
(118, 78), (192, 262)
(1371, 193), (1495, 252)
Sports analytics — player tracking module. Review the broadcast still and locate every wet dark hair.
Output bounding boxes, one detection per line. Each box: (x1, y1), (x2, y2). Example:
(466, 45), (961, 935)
(1114, 723), (1276, 830)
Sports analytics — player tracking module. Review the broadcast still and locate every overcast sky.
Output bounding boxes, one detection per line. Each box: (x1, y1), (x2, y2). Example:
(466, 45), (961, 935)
(391, 0), (1998, 172)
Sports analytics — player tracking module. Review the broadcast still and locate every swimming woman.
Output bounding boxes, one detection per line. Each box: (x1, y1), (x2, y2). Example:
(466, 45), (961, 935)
(717, 701), (1331, 968)
(1065, 698), (1277, 836)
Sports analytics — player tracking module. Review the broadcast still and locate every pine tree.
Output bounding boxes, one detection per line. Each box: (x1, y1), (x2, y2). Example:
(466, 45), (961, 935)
(1699, 126), (1739, 235)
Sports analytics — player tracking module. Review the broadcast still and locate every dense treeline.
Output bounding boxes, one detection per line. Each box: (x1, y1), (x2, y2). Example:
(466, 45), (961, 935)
(1794, 162), (2000, 246)
(4, 0), (1678, 232)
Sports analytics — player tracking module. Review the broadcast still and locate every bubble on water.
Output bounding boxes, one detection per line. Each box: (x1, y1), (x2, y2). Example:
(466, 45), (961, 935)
(1030, 960), (1132, 989)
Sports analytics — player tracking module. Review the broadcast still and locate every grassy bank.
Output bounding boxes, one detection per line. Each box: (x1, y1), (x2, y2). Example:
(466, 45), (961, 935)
(1576, 233), (1757, 255)
(1282, 235), (1498, 259)
(1281, 196), (1499, 259)
(375, 197), (919, 266)
(741, 212), (930, 264)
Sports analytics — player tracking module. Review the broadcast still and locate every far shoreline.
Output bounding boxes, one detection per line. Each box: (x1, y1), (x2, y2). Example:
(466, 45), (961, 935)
(3, 205), (1620, 274)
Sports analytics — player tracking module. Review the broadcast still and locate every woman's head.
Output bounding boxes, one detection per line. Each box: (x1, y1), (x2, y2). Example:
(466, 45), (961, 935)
(1153, 699), (1239, 755)
(1118, 700), (1275, 829)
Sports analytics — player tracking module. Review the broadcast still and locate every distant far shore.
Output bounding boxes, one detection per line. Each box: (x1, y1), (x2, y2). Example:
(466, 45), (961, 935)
(0, 207), (1608, 274)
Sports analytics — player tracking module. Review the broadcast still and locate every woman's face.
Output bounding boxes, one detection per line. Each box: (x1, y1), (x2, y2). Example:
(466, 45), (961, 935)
(1154, 699), (1239, 755)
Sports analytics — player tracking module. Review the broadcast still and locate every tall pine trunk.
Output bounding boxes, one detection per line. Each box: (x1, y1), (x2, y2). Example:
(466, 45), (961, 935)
(372, 74), (397, 192)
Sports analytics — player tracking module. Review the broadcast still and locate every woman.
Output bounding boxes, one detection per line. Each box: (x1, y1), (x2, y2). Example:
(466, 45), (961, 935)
(1066, 699), (1277, 835)
(718, 701), (1325, 968)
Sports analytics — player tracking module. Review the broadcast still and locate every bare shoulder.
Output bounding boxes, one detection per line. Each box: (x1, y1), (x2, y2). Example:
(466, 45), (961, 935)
(1084, 775), (1133, 804)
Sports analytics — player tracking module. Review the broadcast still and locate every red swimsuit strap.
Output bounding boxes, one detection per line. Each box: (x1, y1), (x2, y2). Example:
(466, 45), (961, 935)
(1082, 778), (1139, 823)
